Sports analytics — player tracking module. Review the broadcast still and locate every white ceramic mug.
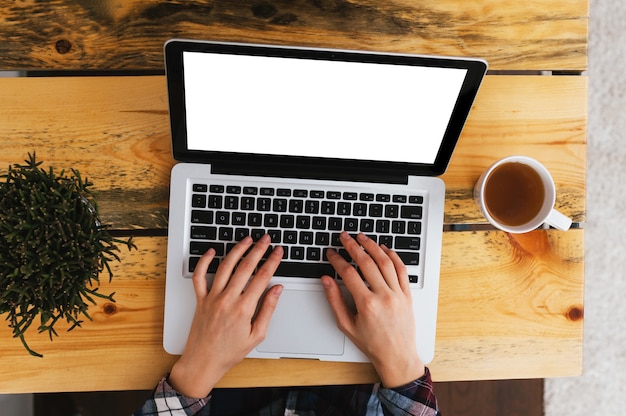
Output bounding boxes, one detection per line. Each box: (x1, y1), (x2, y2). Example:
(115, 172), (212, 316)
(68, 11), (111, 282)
(474, 156), (572, 233)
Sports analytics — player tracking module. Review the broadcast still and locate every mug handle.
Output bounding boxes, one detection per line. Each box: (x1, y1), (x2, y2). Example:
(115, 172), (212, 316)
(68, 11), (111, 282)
(545, 209), (572, 231)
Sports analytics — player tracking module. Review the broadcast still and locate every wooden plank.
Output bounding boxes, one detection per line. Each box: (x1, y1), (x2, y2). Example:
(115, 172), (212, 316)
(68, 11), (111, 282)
(0, 0), (588, 71)
(0, 75), (587, 229)
(435, 379), (543, 416)
(0, 229), (583, 393)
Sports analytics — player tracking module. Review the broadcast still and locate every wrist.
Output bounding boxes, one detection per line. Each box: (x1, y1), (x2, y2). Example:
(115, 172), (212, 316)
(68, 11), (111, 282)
(373, 355), (426, 389)
(169, 357), (224, 399)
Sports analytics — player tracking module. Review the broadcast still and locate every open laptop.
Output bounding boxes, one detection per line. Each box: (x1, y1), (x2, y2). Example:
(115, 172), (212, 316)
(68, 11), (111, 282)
(163, 39), (487, 364)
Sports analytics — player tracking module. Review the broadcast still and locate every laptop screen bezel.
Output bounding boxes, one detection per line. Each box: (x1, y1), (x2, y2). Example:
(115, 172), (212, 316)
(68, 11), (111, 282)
(164, 39), (487, 181)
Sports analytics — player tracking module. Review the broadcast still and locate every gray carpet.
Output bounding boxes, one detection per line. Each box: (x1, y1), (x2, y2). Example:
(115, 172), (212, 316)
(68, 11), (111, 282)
(544, 1), (626, 414)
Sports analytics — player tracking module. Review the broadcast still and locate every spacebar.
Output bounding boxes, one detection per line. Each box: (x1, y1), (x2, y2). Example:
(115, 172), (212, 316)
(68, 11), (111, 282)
(274, 262), (336, 278)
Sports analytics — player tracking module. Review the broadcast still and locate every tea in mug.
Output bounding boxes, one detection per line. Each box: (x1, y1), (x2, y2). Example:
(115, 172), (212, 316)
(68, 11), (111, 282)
(483, 162), (545, 227)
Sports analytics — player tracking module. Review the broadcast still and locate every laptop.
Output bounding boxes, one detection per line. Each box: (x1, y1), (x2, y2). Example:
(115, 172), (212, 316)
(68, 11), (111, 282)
(163, 39), (487, 364)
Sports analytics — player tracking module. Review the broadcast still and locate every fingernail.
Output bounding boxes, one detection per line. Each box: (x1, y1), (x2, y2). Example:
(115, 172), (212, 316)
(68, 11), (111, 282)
(340, 231), (350, 240)
(356, 233), (368, 242)
(321, 276), (332, 288)
(260, 234), (271, 243)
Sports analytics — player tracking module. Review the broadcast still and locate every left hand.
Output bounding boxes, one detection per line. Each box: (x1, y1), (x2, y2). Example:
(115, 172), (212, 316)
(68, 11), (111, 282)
(169, 235), (284, 398)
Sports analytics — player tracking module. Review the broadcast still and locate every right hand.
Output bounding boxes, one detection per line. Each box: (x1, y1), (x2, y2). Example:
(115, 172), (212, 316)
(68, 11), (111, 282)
(321, 232), (426, 388)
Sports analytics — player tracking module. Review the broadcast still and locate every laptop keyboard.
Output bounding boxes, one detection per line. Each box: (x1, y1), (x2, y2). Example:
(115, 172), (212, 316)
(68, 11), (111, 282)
(187, 183), (424, 285)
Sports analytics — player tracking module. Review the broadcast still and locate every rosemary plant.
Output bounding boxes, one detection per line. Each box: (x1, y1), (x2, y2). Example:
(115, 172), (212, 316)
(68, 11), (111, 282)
(0, 153), (135, 357)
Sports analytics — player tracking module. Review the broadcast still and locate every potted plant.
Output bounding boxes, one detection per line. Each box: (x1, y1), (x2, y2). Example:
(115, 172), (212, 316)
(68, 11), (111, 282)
(0, 153), (135, 357)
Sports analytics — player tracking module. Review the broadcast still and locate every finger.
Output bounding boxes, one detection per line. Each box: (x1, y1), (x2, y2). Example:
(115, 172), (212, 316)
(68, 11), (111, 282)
(211, 236), (253, 293)
(227, 234), (273, 294)
(191, 248), (215, 300)
(338, 232), (386, 292)
(244, 245), (283, 300)
(250, 284), (284, 343)
(321, 276), (355, 337)
(381, 245), (411, 292)
(357, 233), (401, 291)
(326, 248), (369, 302)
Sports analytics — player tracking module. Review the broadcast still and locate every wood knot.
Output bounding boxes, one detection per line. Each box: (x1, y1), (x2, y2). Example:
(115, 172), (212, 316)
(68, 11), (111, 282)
(251, 2), (277, 18)
(103, 303), (118, 316)
(566, 305), (583, 322)
(55, 39), (72, 54)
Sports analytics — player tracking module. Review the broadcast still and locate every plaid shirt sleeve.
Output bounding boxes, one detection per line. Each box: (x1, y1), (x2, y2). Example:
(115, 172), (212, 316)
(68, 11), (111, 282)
(132, 376), (210, 416)
(375, 368), (441, 416)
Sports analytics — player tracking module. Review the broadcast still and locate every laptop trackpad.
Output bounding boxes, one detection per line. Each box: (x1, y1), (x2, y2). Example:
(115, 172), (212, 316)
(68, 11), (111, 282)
(256, 288), (345, 356)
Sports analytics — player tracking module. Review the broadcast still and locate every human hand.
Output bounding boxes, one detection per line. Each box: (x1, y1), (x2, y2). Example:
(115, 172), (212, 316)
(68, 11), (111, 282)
(322, 232), (425, 388)
(169, 235), (284, 398)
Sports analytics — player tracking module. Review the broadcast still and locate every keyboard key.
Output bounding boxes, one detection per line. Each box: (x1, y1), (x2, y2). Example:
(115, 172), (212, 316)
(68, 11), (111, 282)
(321, 201), (335, 214)
(359, 193), (375, 201)
(327, 191), (341, 199)
(379, 235), (393, 247)
(393, 195), (407, 203)
(307, 247), (322, 261)
(385, 205), (399, 218)
(241, 197), (255, 210)
(248, 213), (262, 226)
(226, 186), (241, 194)
(275, 261), (336, 278)
(235, 228), (250, 241)
(193, 184), (208, 192)
(353, 203), (367, 216)
(291, 246), (305, 260)
(209, 185), (224, 193)
(289, 199), (304, 213)
(280, 214), (295, 228)
(264, 214), (279, 227)
(192, 194), (206, 208)
(190, 226), (217, 240)
(299, 231), (314, 245)
(337, 202), (351, 215)
(369, 204), (383, 217)
(283, 230), (297, 244)
(376, 194), (391, 202)
(215, 211), (230, 224)
(328, 217), (342, 230)
(218, 227), (233, 241)
(191, 210), (213, 224)
(344, 218), (358, 231)
(360, 219), (375, 233)
(343, 192), (357, 200)
(305, 200), (320, 214)
(397, 251), (419, 265)
(310, 190), (325, 198)
(395, 236), (421, 250)
(231, 212), (246, 225)
(401, 205), (423, 219)
(296, 216), (311, 229)
(208, 195), (222, 209)
(315, 232), (330, 246)
(273, 198), (288, 212)
(392, 220), (406, 234)
(277, 188), (291, 196)
(224, 196), (239, 209)
(408, 221), (422, 235)
(294, 189), (308, 197)
(257, 198), (271, 211)
(312, 216), (327, 229)
(243, 186), (258, 195)
(190, 241), (224, 256)
(409, 195), (424, 204)
(260, 187), (275, 196)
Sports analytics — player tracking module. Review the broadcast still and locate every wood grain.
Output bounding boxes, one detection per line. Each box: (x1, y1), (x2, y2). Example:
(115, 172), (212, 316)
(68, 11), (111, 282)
(0, 229), (583, 393)
(0, 75), (587, 229)
(0, 0), (587, 71)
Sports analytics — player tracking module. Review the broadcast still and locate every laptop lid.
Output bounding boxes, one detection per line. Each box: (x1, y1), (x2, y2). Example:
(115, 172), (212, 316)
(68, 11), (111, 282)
(164, 39), (487, 182)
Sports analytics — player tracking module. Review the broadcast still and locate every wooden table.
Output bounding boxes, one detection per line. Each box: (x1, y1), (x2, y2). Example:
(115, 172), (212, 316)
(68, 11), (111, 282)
(0, 1), (587, 393)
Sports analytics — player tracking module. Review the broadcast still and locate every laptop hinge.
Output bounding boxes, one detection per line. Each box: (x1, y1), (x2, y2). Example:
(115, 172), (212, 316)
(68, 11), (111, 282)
(209, 162), (411, 185)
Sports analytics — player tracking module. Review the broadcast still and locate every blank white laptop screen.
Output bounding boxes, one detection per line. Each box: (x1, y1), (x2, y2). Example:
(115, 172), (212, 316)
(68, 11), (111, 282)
(182, 51), (467, 165)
